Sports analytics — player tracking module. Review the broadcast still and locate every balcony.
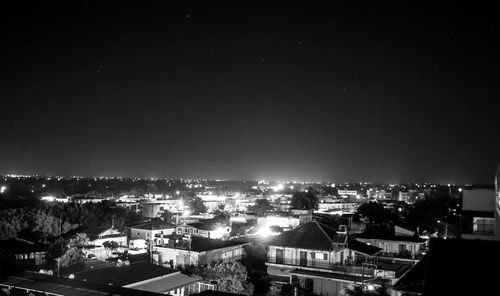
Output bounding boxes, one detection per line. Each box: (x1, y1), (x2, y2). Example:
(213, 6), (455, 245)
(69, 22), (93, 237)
(267, 257), (376, 277)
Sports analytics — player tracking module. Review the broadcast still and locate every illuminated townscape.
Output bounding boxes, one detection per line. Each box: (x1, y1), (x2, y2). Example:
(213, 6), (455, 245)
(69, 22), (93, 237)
(1, 1), (498, 296)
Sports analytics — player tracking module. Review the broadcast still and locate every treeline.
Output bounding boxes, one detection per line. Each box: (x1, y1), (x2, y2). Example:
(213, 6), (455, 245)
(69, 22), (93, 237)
(0, 200), (142, 241)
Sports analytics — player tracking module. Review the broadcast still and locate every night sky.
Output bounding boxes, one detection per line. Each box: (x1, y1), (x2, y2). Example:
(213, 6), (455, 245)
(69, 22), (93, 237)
(1, 1), (498, 184)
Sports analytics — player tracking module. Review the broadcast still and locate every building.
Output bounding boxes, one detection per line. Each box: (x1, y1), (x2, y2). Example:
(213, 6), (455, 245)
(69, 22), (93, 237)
(142, 200), (183, 218)
(152, 236), (248, 268)
(0, 239), (47, 277)
(177, 218), (231, 239)
(461, 188), (500, 240)
(89, 227), (128, 247)
(337, 190), (359, 197)
(128, 220), (177, 242)
(354, 234), (426, 259)
(266, 221), (384, 295)
(0, 271), (170, 296)
(74, 261), (202, 296)
(316, 199), (358, 215)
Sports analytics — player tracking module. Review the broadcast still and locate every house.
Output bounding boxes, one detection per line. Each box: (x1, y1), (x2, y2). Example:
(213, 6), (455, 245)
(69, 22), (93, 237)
(74, 261), (202, 296)
(177, 218), (231, 239)
(0, 238), (48, 277)
(266, 221), (383, 295)
(89, 227), (128, 247)
(128, 220), (177, 243)
(354, 233), (426, 259)
(152, 236), (248, 268)
(81, 226), (128, 260)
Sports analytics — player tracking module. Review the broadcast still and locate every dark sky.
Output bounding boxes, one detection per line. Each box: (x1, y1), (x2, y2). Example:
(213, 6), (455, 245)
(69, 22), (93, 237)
(1, 1), (498, 184)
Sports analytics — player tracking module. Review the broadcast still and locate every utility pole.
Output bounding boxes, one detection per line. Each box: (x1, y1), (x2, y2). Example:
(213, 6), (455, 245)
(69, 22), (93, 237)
(57, 258), (60, 277)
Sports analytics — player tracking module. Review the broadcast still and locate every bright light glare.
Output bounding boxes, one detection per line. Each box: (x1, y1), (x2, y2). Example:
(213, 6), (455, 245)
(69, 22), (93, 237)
(273, 184), (285, 192)
(366, 285), (375, 291)
(0, 186), (6, 194)
(256, 226), (280, 237)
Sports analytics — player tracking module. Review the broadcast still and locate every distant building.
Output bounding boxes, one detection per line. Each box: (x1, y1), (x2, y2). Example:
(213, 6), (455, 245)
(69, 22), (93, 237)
(337, 190), (359, 197)
(142, 200), (183, 218)
(128, 220), (177, 242)
(177, 218), (231, 239)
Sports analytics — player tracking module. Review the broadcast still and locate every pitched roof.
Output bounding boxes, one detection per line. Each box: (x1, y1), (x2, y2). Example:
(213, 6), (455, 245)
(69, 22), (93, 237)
(128, 273), (201, 293)
(355, 233), (426, 243)
(267, 221), (346, 251)
(74, 262), (178, 286)
(190, 237), (246, 252)
(0, 239), (48, 254)
(158, 236), (247, 252)
(131, 220), (176, 230)
(346, 239), (382, 255)
(0, 271), (167, 296)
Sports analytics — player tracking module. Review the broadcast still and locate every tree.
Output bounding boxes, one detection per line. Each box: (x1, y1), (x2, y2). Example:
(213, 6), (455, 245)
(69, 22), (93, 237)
(186, 196), (207, 214)
(356, 202), (394, 224)
(291, 189), (318, 210)
(59, 247), (85, 272)
(69, 233), (89, 247)
(249, 199), (273, 216)
(160, 209), (175, 223)
(194, 259), (254, 296)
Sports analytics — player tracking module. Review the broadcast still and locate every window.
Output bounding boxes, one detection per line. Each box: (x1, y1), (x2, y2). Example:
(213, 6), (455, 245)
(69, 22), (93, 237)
(311, 252), (316, 259)
(473, 217), (494, 235)
(323, 253), (328, 260)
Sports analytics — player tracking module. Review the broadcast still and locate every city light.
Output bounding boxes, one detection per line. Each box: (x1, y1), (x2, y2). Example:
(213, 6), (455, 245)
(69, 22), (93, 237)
(255, 226), (280, 237)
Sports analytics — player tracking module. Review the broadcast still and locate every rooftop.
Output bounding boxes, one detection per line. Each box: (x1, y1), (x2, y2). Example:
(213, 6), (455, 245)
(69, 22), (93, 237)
(0, 272), (166, 296)
(74, 261), (178, 286)
(157, 236), (247, 252)
(128, 272), (201, 293)
(290, 269), (365, 283)
(267, 221), (347, 251)
(355, 233), (426, 243)
(346, 239), (382, 256)
(0, 238), (48, 254)
(131, 220), (176, 230)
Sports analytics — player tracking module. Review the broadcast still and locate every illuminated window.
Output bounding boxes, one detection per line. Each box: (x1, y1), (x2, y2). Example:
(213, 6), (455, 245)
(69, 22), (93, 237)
(473, 217), (494, 235)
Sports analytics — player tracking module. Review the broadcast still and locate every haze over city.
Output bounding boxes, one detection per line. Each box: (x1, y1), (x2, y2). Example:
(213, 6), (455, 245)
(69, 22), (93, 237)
(1, 1), (498, 184)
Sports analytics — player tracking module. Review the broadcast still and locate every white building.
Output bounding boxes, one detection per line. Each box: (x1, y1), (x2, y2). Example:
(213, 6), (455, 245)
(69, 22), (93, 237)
(152, 236), (248, 268)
